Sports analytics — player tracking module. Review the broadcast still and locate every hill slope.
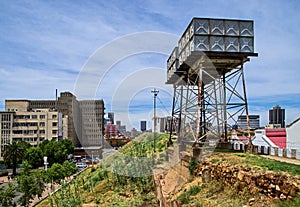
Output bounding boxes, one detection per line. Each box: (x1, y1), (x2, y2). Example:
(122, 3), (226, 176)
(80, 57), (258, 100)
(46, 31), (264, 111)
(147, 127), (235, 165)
(36, 134), (300, 207)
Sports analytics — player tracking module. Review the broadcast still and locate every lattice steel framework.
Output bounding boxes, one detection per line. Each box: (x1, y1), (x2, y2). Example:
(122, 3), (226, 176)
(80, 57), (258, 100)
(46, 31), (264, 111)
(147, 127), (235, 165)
(167, 18), (258, 146)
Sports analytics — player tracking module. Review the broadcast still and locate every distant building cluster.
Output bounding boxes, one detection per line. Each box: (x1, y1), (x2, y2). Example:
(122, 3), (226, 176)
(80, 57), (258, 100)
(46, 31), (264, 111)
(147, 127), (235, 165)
(152, 116), (174, 133)
(233, 105), (286, 131)
(0, 91), (105, 159)
(231, 105), (300, 152)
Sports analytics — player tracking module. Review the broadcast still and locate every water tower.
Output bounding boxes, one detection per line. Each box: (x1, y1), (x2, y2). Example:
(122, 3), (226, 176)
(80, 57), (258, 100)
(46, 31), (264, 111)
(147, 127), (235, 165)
(166, 18), (257, 147)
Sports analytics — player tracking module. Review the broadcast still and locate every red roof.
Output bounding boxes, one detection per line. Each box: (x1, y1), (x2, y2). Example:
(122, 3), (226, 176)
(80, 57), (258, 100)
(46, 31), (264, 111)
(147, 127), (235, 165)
(237, 135), (252, 141)
(266, 128), (286, 149)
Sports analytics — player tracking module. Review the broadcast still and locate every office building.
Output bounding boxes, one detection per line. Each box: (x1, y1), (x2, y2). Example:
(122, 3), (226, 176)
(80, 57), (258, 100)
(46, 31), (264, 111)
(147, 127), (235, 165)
(141, 121), (146, 132)
(4, 91), (105, 147)
(108, 112), (114, 124)
(79, 100), (105, 147)
(116, 121), (121, 128)
(0, 106), (66, 158)
(237, 115), (260, 130)
(269, 105), (285, 128)
(152, 116), (174, 133)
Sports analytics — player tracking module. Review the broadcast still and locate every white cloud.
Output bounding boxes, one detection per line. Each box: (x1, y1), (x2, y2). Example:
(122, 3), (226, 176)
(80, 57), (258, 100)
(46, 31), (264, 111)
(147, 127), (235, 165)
(0, 0), (299, 128)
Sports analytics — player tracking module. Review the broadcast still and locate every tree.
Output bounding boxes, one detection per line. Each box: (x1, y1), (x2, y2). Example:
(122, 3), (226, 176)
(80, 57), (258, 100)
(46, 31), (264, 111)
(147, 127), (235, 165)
(3, 141), (29, 176)
(45, 163), (65, 183)
(17, 161), (45, 207)
(24, 147), (43, 169)
(42, 139), (74, 166)
(0, 182), (16, 207)
(62, 160), (78, 177)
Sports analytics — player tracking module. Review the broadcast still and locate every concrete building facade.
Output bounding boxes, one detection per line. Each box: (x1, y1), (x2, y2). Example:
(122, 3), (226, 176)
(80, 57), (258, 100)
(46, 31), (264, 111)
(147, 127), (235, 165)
(0, 105), (64, 158)
(286, 117), (300, 150)
(80, 100), (105, 147)
(4, 92), (105, 148)
(152, 116), (174, 133)
(237, 115), (260, 130)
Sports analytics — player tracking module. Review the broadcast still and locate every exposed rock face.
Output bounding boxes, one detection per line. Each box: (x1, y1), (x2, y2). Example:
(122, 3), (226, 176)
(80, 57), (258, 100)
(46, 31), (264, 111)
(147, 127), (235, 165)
(153, 154), (191, 207)
(195, 161), (300, 200)
(153, 155), (300, 207)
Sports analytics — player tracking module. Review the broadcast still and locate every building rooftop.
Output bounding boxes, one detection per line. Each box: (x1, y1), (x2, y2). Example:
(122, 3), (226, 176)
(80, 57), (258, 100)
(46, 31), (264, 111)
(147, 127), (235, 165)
(265, 128), (286, 149)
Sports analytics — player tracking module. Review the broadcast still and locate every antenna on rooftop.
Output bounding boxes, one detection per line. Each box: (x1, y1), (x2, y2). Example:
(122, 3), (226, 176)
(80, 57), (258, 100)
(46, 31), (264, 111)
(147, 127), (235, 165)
(55, 89), (58, 110)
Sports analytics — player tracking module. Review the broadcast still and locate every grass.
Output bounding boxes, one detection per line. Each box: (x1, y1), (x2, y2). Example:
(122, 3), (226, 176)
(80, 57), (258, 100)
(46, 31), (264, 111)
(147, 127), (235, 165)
(37, 137), (300, 207)
(209, 153), (300, 176)
(177, 185), (201, 204)
(37, 133), (170, 207)
(233, 153), (300, 176)
(177, 180), (255, 207)
(273, 195), (300, 207)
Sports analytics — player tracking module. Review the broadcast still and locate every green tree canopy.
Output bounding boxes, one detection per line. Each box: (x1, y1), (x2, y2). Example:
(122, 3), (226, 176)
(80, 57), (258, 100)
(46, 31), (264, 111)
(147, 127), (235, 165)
(42, 139), (74, 166)
(17, 161), (45, 207)
(24, 147), (43, 169)
(3, 141), (29, 176)
(45, 163), (65, 183)
(0, 182), (16, 207)
(62, 160), (78, 177)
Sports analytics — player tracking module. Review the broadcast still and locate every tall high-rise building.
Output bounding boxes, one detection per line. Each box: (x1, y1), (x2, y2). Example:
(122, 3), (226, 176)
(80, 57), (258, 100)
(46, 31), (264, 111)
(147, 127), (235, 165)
(79, 100), (105, 147)
(116, 121), (121, 128)
(141, 121), (146, 132)
(269, 105), (285, 128)
(108, 112), (114, 124)
(237, 115), (260, 130)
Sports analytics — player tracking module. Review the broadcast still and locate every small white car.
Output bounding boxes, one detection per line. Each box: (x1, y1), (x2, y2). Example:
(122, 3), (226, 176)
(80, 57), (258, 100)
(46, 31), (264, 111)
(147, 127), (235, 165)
(76, 162), (87, 169)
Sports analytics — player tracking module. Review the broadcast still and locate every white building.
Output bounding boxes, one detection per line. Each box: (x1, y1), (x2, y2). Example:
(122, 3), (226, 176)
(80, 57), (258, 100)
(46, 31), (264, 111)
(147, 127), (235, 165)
(286, 117), (300, 150)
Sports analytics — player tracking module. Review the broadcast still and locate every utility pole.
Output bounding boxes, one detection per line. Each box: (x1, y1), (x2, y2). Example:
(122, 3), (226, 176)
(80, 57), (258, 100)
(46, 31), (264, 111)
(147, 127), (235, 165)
(151, 88), (159, 152)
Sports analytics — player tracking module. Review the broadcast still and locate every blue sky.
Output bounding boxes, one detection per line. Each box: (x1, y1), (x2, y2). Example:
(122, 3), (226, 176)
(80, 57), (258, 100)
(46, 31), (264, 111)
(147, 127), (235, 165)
(0, 0), (300, 129)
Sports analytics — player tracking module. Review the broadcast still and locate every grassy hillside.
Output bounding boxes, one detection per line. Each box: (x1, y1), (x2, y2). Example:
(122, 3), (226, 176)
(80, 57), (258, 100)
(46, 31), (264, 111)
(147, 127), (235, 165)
(37, 133), (171, 207)
(37, 135), (300, 207)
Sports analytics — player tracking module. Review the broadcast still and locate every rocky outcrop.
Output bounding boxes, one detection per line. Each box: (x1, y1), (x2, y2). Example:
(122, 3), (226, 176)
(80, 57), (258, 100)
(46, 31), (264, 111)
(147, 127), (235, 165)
(153, 150), (300, 207)
(195, 161), (300, 200)
(153, 155), (190, 207)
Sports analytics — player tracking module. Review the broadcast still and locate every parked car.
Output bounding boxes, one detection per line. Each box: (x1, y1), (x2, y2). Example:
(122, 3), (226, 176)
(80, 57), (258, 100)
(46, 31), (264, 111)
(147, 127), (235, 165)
(75, 162), (87, 169)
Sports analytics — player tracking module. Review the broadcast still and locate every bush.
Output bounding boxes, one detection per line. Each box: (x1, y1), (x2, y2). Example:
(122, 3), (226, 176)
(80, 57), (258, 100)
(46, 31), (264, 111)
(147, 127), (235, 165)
(189, 157), (198, 175)
(178, 185), (201, 204)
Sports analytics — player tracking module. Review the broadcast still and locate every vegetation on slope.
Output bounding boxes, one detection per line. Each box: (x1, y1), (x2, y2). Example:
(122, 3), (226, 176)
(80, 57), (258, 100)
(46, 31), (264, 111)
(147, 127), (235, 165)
(210, 153), (300, 176)
(37, 133), (171, 207)
(37, 136), (300, 207)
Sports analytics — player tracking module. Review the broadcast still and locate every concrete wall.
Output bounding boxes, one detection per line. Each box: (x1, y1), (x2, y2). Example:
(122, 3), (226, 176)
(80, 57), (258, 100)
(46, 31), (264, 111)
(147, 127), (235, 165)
(286, 120), (300, 150)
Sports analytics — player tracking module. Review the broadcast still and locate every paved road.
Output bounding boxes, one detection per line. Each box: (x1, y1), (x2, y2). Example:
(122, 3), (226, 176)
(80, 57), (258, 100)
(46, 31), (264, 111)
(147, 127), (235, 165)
(261, 155), (300, 165)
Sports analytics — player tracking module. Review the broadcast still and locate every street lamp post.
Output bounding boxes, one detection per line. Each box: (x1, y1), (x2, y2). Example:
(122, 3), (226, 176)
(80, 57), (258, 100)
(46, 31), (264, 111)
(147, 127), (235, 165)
(43, 156), (48, 171)
(151, 88), (159, 152)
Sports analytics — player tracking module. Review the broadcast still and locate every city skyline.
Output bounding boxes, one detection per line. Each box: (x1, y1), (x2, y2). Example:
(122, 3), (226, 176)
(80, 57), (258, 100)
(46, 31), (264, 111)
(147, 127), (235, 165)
(1, 1), (300, 129)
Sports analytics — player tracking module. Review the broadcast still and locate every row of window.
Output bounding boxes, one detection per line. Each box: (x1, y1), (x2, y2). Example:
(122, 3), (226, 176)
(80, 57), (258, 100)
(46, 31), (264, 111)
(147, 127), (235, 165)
(1, 123), (11, 128)
(14, 114), (57, 120)
(1, 114), (12, 121)
(1, 130), (11, 136)
(12, 130), (58, 135)
(12, 137), (44, 142)
(12, 122), (57, 127)
(0, 138), (10, 144)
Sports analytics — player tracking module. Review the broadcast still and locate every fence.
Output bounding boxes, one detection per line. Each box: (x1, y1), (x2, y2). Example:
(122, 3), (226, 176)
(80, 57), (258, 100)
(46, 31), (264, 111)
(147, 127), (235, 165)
(235, 144), (300, 160)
